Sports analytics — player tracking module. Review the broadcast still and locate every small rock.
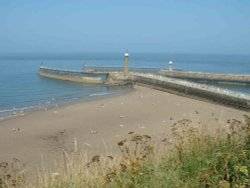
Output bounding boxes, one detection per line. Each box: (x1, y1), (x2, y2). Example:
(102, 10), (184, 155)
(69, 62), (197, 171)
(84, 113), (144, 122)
(84, 142), (92, 148)
(119, 115), (125, 118)
(60, 129), (66, 135)
(90, 130), (98, 134)
(138, 124), (145, 129)
(51, 172), (59, 178)
(167, 139), (175, 145)
(12, 128), (21, 132)
(119, 124), (124, 127)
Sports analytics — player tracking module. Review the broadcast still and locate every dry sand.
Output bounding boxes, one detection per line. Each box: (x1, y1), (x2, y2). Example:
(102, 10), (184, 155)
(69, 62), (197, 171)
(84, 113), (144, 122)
(0, 86), (247, 169)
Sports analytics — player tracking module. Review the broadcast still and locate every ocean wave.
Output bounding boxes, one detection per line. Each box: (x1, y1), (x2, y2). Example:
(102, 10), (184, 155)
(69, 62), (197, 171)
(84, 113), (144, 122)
(89, 92), (115, 97)
(0, 105), (39, 114)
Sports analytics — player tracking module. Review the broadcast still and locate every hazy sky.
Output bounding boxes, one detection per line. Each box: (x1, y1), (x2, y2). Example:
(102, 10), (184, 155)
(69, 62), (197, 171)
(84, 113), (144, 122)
(0, 0), (250, 54)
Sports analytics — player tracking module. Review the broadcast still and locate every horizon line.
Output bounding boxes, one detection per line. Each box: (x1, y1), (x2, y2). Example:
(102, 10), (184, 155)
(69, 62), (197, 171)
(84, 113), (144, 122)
(0, 51), (250, 56)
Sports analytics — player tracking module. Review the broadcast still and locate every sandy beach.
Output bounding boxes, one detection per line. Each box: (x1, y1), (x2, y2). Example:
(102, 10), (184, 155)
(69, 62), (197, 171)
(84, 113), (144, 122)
(0, 86), (247, 169)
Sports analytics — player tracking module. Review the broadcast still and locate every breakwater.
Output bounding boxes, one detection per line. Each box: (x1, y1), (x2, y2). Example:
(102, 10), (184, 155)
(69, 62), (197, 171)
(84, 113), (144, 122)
(39, 66), (109, 84)
(160, 71), (250, 84)
(131, 73), (250, 111)
(38, 66), (250, 111)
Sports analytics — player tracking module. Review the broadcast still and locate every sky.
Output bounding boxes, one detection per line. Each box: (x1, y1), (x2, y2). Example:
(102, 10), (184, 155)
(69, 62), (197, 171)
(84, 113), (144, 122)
(0, 0), (250, 54)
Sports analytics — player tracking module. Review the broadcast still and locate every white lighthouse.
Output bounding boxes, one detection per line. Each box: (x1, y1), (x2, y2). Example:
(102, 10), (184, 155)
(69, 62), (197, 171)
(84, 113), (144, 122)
(124, 52), (129, 75)
(168, 61), (173, 72)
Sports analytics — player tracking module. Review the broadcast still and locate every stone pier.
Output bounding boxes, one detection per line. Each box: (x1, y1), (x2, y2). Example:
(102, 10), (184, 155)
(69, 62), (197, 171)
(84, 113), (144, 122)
(131, 73), (250, 111)
(160, 70), (250, 84)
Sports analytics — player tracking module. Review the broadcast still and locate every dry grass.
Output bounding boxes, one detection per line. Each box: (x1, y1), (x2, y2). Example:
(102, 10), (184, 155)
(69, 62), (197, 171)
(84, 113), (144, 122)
(1, 115), (249, 188)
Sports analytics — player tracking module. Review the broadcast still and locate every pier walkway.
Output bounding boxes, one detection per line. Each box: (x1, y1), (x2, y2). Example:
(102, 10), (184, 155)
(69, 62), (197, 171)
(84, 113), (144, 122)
(131, 73), (250, 111)
(160, 71), (250, 84)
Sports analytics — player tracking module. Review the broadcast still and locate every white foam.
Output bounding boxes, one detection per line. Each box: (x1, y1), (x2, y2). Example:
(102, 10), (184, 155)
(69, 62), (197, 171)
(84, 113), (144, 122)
(89, 92), (114, 97)
(0, 105), (38, 115)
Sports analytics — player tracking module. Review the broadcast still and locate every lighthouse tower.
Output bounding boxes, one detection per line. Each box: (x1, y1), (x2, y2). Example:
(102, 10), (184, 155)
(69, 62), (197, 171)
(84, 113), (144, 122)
(124, 52), (129, 75)
(168, 61), (173, 72)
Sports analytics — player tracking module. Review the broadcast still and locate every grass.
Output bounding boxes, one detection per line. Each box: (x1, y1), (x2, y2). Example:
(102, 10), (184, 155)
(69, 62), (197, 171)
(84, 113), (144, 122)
(0, 115), (249, 188)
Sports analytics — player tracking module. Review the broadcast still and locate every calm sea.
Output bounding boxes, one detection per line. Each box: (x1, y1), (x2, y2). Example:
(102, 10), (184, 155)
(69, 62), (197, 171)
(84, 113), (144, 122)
(0, 53), (250, 117)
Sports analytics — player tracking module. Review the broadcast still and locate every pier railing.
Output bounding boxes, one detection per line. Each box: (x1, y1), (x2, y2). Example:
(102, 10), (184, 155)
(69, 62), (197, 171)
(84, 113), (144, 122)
(86, 66), (161, 73)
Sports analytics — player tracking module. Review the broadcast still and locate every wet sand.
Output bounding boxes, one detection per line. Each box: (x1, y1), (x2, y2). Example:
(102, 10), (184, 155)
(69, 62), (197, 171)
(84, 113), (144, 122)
(0, 86), (246, 168)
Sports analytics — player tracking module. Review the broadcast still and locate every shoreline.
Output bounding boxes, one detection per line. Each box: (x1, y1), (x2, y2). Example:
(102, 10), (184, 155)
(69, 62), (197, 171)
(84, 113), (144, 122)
(0, 85), (134, 121)
(0, 85), (247, 169)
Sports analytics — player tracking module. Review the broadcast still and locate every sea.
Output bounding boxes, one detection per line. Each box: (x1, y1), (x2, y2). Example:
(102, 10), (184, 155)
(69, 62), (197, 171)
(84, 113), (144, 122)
(0, 52), (250, 117)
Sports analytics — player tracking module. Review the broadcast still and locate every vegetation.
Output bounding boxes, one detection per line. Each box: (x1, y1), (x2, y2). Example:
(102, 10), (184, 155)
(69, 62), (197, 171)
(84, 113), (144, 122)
(1, 115), (249, 188)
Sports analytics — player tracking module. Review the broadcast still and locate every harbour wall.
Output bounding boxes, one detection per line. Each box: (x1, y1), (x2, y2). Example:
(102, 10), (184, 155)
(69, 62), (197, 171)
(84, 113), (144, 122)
(132, 73), (250, 111)
(160, 71), (250, 84)
(39, 68), (250, 111)
(39, 70), (104, 84)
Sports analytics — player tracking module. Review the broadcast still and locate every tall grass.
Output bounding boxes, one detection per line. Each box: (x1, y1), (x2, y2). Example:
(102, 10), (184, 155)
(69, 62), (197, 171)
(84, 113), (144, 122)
(1, 115), (249, 188)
